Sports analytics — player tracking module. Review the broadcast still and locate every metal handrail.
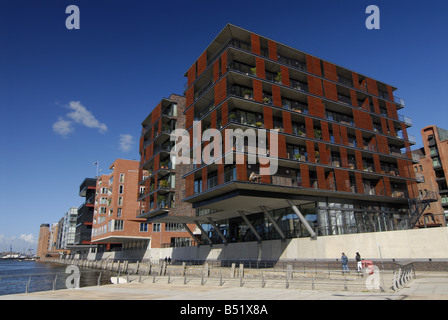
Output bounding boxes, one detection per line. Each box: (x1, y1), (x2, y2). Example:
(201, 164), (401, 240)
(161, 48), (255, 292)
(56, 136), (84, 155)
(0, 269), (111, 295)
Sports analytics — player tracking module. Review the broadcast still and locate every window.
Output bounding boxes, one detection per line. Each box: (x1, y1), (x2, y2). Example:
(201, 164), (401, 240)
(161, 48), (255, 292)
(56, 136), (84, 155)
(117, 208), (122, 217)
(119, 174), (125, 183)
(114, 220), (124, 231)
(100, 197), (107, 205)
(118, 196), (123, 206)
(119, 185), (124, 194)
(101, 187), (108, 194)
(207, 172), (218, 189)
(153, 223), (161, 232)
(99, 207), (106, 214)
(194, 178), (202, 194)
(140, 223), (148, 232)
(166, 223), (186, 232)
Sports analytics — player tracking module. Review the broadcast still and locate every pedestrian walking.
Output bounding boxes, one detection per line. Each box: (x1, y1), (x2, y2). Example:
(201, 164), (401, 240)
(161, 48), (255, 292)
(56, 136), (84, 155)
(355, 252), (362, 271)
(341, 252), (349, 273)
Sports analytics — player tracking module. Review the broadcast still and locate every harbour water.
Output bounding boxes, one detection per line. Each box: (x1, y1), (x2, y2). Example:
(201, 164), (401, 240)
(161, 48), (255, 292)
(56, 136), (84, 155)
(0, 259), (114, 296)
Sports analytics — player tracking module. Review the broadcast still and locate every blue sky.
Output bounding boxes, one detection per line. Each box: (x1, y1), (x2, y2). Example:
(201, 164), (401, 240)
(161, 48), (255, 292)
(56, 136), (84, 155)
(1, 0), (447, 252)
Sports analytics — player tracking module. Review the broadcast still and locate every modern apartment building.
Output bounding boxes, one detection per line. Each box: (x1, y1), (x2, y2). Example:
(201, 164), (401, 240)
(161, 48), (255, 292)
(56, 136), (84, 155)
(170, 24), (421, 244)
(60, 207), (78, 249)
(91, 159), (150, 252)
(48, 222), (60, 253)
(75, 177), (97, 245)
(412, 125), (448, 228)
(65, 177), (98, 258)
(138, 94), (199, 248)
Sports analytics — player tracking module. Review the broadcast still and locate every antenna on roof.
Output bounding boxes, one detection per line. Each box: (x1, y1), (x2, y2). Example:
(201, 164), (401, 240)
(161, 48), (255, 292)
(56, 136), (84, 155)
(93, 161), (99, 177)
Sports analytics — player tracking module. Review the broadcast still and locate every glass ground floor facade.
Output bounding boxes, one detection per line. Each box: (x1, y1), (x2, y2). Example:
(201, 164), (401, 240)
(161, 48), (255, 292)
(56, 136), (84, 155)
(197, 200), (410, 244)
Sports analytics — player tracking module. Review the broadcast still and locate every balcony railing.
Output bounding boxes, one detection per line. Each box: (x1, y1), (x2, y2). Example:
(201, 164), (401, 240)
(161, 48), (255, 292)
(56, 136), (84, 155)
(337, 76), (354, 87)
(228, 62), (256, 77)
(337, 94), (352, 105)
(394, 96), (405, 106)
(398, 114), (412, 126)
(290, 79), (309, 92)
(277, 54), (307, 72)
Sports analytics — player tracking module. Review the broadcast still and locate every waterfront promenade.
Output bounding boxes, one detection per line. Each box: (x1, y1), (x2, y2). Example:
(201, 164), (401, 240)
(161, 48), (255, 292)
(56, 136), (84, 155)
(1, 271), (448, 300)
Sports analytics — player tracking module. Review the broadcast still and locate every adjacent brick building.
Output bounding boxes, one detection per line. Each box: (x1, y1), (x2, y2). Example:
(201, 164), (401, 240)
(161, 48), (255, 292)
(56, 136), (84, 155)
(91, 159), (150, 251)
(138, 94), (199, 248)
(412, 125), (448, 228)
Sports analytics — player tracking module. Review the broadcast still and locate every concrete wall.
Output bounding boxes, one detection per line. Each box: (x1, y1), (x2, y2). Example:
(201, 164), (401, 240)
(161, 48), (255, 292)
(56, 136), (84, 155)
(147, 227), (448, 261)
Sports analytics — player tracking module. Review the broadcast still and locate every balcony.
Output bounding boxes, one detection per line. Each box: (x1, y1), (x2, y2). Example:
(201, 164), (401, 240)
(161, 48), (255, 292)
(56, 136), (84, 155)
(277, 54), (307, 72)
(282, 98), (309, 114)
(153, 142), (174, 155)
(337, 94), (352, 105)
(398, 114), (413, 127)
(228, 108), (264, 129)
(79, 178), (97, 197)
(228, 61), (257, 77)
(391, 189), (408, 199)
(290, 79), (309, 93)
(337, 75), (354, 87)
(326, 110), (354, 126)
(265, 70), (283, 85)
(394, 96), (405, 107)
(432, 158), (442, 169)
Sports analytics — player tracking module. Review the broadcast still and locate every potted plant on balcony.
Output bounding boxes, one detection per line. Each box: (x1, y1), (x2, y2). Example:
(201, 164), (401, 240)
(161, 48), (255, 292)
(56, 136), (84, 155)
(159, 180), (169, 188)
(159, 161), (166, 169)
(250, 67), (256, 76)
(294, 153), (302, 161)
(314, 129), (322, 140)
(229, 112), (237, 121)
(263, 97), (270, 104)
(255, 121), (263, 128)
(243, 90), (252, 100)
(315, 151), (320, 163)
(274, 72), (282, 84)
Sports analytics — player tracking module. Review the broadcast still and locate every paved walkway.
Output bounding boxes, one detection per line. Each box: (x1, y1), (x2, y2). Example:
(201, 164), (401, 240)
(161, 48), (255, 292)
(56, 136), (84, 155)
(1, 271), (447, 300)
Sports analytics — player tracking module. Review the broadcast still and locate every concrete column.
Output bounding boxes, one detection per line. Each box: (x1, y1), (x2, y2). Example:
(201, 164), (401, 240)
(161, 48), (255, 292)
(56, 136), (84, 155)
(239, 263), (244, 279)
(204, 263), (209, 277)
(287, 264), (293, 280)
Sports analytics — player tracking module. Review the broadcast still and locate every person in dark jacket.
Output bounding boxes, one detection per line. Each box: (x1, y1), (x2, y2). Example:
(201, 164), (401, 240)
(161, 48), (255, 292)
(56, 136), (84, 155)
(341, 252), (349, 273)
(355, 252), (362, 271)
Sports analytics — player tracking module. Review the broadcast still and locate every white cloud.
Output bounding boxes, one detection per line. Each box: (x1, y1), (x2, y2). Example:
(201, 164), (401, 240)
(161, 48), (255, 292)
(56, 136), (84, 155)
(52, 116), (74, 137)
(66, 101), (108, 133)
(52, 101), (107, 137)
(0, 234), (37, 252)
(19, 234), (36, 244)
(119, 134), (134, 152)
